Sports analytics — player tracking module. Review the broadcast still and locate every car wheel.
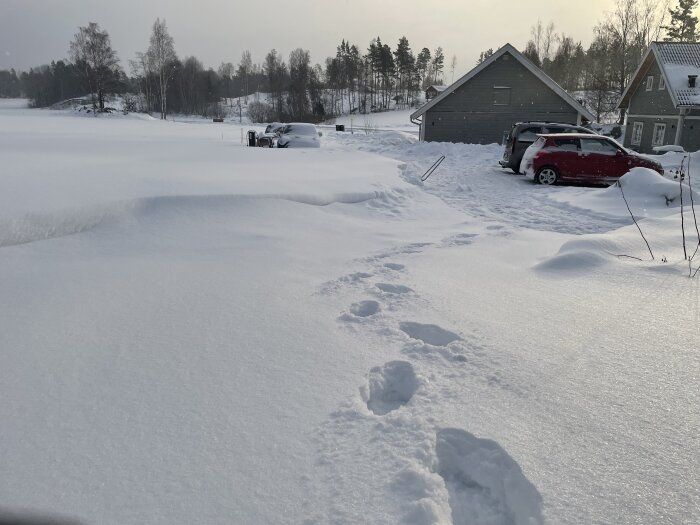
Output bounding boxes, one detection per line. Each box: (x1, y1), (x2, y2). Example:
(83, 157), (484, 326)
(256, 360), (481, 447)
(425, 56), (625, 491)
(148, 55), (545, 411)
(536, 166), (558, 185)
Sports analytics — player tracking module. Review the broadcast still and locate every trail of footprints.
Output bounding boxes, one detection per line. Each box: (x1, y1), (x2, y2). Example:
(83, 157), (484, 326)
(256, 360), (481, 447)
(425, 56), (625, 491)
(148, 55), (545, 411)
(329, 239), (543, 524)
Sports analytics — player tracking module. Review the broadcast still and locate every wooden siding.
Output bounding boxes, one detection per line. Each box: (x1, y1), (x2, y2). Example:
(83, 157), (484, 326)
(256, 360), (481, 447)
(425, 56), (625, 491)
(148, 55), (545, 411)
(628, 60), (677, 115)
(422, 53), (579, 144)
(623, 116), (678, 152)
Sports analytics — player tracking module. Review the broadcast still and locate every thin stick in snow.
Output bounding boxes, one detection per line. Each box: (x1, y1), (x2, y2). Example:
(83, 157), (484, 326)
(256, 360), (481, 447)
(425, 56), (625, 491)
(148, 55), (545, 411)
(618, 180), (654, 261)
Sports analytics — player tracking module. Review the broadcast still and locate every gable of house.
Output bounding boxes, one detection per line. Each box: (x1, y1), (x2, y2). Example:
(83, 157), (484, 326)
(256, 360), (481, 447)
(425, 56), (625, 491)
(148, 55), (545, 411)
(620, 42), (700, 152)
(412, 44), (593, 144)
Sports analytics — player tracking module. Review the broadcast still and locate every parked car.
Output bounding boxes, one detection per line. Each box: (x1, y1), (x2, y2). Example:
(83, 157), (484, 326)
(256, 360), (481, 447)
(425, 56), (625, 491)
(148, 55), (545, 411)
(256, 122), (286, 148)
(521, 133), (664, 185)
(499, 122), (595, 173)
(277, 123), (321, 148)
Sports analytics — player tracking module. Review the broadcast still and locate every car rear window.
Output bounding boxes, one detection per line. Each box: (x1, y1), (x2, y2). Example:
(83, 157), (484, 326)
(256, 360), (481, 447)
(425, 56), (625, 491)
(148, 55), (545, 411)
(517, 127), (542, 142)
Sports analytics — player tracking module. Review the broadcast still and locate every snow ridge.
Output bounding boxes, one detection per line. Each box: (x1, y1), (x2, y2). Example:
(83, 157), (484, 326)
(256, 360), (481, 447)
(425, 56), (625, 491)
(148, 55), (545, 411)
(0, 191), (391, 248)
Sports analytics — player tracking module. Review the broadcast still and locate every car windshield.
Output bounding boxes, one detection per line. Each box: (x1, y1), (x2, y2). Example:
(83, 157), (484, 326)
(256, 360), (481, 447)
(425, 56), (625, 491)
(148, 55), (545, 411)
(283, 125), (317, 136)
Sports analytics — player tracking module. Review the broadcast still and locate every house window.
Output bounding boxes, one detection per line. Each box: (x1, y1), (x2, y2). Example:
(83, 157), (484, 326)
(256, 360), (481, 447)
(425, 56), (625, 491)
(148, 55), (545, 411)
(652, 123), (666, 146)
(632, 122), (643, 145)
(493, 87), (511, 106)
(659, 76), (666, 90)
(646, 76), (654, 91)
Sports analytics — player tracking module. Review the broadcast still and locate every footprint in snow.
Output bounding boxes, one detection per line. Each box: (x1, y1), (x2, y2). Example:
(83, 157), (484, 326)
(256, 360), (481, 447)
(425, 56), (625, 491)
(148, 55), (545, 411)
(383, 262), (405, 271)
(376, 283), (413, 294)
(364, 361), (419, 416)
(349, 300), (380, 318)
(400, 242), (433, 254)
(400, 322), (461, 347)
(444, 233), (479, 247)
(435, 428), (544, 525)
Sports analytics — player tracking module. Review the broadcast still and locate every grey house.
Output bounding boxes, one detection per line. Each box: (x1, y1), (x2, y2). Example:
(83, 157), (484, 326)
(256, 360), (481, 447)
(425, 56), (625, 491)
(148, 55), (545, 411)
(425, 85), (447, 100)
(618, 42), (700, 153)
(410, 44), (594, 144)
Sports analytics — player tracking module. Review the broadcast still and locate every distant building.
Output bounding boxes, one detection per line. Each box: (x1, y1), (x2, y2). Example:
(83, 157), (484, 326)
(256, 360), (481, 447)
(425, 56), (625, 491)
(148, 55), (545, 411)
(425, 85), (447, 100)
(411, 44), (593, 144)
(618, 42), (700, 153)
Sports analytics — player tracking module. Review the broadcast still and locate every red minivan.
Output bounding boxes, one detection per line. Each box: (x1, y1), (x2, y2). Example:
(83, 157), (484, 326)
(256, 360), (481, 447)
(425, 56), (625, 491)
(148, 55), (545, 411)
(521, 133), (664, 185)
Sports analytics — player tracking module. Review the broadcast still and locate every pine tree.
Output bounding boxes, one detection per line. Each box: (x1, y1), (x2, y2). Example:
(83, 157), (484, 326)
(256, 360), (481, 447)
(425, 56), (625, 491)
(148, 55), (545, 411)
(664, 0), (699, 42)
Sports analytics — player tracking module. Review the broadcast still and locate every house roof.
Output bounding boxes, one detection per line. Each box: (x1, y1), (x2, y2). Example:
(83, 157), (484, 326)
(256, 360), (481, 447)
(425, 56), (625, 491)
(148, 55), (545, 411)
(410, 43), (595, 122)
(427, 85), (447, 92)
(618, 42), (700, 109)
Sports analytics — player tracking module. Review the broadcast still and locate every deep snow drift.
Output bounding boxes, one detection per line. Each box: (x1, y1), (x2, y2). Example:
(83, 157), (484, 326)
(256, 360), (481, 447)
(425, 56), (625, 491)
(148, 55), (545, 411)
(1, 100), (698, 525)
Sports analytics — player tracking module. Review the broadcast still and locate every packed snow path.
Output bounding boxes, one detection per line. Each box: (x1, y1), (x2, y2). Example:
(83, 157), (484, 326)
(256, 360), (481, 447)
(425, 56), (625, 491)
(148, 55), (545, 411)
(333, 133), (632, 235)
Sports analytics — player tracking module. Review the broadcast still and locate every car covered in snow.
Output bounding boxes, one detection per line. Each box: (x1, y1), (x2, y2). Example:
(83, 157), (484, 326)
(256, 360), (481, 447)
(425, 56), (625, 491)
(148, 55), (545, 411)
(521, 133), (664, 185)
(499, 122), (595, 173)
(277, 123), (321, 148)
(256, 122), (286, 147)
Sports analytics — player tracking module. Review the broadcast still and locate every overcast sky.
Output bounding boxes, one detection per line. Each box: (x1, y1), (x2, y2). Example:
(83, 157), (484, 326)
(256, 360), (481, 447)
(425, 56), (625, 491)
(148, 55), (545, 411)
(0, 0), (685, 77)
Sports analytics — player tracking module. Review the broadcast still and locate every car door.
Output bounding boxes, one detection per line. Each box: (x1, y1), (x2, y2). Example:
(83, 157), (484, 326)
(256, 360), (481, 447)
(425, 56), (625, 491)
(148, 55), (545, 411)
(549, 137), (581, 181)
(578, 138), (624, 183)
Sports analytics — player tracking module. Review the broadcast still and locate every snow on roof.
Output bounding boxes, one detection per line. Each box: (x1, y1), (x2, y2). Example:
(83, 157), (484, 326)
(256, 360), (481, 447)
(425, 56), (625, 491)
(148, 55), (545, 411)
(411, 44), (594, 122)
(428, 85), (448, 92)
(656, 43), (700, 107)
(619, 42), (700, 109)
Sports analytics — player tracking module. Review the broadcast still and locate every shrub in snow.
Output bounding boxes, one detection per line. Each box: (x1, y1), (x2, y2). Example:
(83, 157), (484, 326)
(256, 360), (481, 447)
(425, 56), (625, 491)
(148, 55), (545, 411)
(247, 101), (275, 123)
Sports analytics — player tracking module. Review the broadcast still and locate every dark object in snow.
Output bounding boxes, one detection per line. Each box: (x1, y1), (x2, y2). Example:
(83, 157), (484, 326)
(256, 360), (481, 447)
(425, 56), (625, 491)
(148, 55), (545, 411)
(247, 130), (257, 147)
(213, 117), (224, 123)
(421, 155), (445, 181)
(336, 124), (345, 132)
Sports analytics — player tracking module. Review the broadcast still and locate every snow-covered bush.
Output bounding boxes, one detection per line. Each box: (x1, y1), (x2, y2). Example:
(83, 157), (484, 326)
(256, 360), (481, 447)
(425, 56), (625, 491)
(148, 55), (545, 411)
(247, 101), (275, 123)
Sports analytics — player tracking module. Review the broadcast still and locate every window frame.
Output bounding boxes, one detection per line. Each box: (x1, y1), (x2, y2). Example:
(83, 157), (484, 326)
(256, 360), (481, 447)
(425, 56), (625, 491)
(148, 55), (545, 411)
(493, 87), (511, 106)
(646, 76), (654, 91)
(652, 123), (666, 147)
(631, 122), (644, 146)
(659, 76), (666, 91)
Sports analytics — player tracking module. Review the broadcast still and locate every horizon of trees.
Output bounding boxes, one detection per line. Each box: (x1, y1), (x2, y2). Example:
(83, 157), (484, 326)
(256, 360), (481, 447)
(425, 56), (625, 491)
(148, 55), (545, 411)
(1, 0), (697, 124)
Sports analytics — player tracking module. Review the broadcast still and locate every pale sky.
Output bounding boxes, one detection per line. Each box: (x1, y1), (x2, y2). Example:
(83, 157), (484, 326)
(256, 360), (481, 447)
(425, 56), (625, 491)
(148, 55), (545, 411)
(0, 0), (680, 77)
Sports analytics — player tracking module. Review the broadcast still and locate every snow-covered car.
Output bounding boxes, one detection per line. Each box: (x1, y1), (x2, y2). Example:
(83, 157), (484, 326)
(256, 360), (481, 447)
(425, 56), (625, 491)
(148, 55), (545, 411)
(277, 123), (321, 148)
(257, 122), (286, 148)
(521, 133), (664, 185)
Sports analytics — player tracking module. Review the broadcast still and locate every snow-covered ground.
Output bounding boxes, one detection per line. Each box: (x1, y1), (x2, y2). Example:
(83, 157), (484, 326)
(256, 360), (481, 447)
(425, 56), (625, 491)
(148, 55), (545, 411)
(1, 99), (699, 525)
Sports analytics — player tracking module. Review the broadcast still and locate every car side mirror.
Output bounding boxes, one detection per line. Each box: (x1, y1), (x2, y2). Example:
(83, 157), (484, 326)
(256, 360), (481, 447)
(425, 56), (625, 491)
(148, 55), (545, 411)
(615, 150), (624, 156)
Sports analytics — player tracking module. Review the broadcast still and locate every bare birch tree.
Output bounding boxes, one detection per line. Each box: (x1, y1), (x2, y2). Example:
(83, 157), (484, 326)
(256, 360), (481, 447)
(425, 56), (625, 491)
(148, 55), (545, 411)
(147, 18), (177, 120)
(69, 22), (120, 110)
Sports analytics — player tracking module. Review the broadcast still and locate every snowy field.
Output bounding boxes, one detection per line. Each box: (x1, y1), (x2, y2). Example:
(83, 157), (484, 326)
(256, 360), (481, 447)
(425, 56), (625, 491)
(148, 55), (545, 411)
(1, 99), (699, 525)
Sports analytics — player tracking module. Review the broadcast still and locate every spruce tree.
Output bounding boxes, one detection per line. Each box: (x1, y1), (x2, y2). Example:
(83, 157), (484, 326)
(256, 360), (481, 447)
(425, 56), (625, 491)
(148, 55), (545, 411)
(663, 0), (699, 42)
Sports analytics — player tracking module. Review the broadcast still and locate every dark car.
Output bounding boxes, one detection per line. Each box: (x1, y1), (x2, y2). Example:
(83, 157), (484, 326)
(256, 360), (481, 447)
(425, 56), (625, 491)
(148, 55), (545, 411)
(499, 122), (595, 173)
(521, 133), (664, 185)
(256, 122), (286, 147)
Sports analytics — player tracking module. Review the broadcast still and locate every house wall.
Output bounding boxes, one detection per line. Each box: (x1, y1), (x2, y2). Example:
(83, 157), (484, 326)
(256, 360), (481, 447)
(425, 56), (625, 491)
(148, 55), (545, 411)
(623, 116), (679, 152)
(621, 59), (700, 152)
(421, 53), (580, 144)
(627, 61), (676, 115)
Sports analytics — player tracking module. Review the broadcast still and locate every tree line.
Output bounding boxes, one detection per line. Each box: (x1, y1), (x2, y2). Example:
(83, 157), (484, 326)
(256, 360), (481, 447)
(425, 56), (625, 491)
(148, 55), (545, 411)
(1, 18), (449, 123)
(1, 0), (698, 123)
(515, 0), (698, 122)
